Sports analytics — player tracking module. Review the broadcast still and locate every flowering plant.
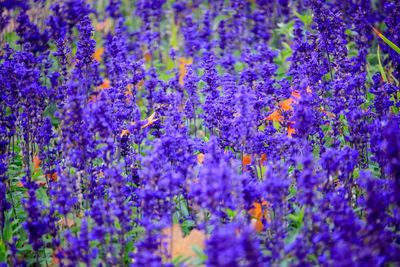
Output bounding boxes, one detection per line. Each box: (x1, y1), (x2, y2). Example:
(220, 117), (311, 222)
(0, 0), (399, 266)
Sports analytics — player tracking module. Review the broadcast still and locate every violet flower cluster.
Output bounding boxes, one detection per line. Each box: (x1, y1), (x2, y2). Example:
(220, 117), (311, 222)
(0, 0), (399, 266)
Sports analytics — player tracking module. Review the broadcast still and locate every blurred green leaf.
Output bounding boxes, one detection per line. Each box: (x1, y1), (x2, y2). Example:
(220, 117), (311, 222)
(287, 206), (304, 228)
(225, 208), (237, 220)
(234, 62), (246, 72)
(3, 217), (12, 244)
(293, 11), (313, 27)
(170, 13), (179, 49)
(36, 187), (49, 206)
(181, 220), (196, 235)
(0, 240), (7, 263)
(192, 244), (207, 263)
(288, 184), (297, 200)
(212, 11), (235, 31)
(372, 26), (400, 55)
(172, 255), (191, 266)
(276, 21), (294, 38)
(377, 45), (388, 82)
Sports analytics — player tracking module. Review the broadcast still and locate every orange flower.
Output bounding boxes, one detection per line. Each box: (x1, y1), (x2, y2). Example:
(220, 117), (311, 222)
(249, 201), (270, 232)
(133, 79), (145, 94)
(94, 18), (113, 33)
(320, 107), (336, 118)
(93, 47), (104, 62)
(17, 181), (47, 188)
(287, 124), (296, 137)
(141, 112), (158, 129)
(265, 110), (282, 122)
(120, 129), (130, 137)
(260, 153), (267, 164)
(291, 90), (301, 99)
(57, 218), (76, 228)
(178, 57), (193, 86)
(144, 51), (152, 63)
(279, 98), (294, 111)
(88, 93), (99, 103)
(243, 154), (251, 166)
(52, 247), (62, 266)
(124, 83), (134, 98)
(137, 79), (145, 88)
(197, 153), (205, 164)
(33, 155), (41, 172)
(46, 172), (58, 182)
(280, 88), (305, 111)
(98, 79), (110, 90)
(242, 154), (252, 172)
(119, 112), (158, 137)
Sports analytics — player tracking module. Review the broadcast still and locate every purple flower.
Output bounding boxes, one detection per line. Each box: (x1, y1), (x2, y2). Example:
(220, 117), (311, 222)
(190, 137), (243, 223)
(15, 8), (49, 54)
(201, 52), (221, 132)
(63, 219), (97, 266)
(184, 65), (200, 120)
(182, 15), (200, 57)
(22, 183), (49, 252)
(206, 223), (264, 267)
(76, 15), (95, 67)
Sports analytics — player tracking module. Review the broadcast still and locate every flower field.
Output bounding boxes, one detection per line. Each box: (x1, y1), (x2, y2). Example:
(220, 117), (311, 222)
(1, 0), (400, 266)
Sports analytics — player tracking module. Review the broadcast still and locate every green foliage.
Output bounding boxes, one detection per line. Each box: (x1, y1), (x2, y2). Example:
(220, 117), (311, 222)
(293, 11), (313, 27)
(372, 27), (400, 55)
(377, 45), (388, 82)
(274, 42), (293, 78)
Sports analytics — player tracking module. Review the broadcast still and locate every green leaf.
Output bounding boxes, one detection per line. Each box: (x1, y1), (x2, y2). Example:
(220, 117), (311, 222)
(275, 21), (294, 38)
(234, 62), (246, 72)
(192, 245), (207, 261)
(3, 217), (12, 243)
(287, 206), (304, 228)
(353, 168), (360, 179)
(173, 211), (180, 224)
(0, 240), (7, 263)
(288, 184), (297, 200)
(272, 121), (281, 130)
(180, 199), (190, 218)
(274, 42), (292, 77)
(377, 45), (388, 82)
(258, 123), (266, 132)
(181, 220), (196, 235)
(172, 255), (191, 266)
(372, 26), (400, 55)
(293, 11), (313, 27)
(212, 11), (235, 31)
(170, 26), (178, 49)
(225, 208), (237, 219)
(36, 187), (49, 206)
